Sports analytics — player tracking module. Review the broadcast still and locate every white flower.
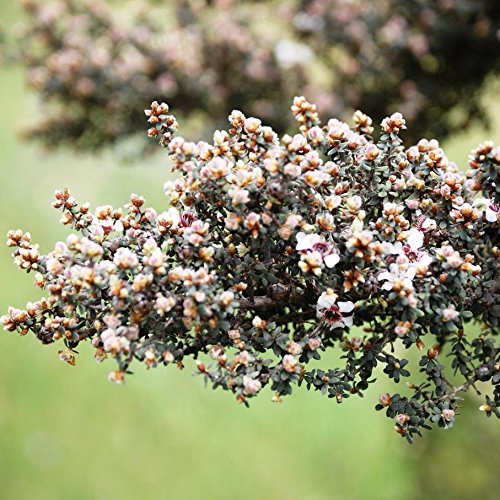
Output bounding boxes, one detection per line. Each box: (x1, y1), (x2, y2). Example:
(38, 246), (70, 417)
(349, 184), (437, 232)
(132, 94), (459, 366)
(473, 198), (499, 223)
(325, 195), (342, 210)
(323, 253), (340, 268)
(350, 217), (364, 233)
(155, 295), (176, 315)
(79, 238), (104, 258)
(316, 289), (355, 329)
(378, 264), (416, 292)
(157, 207), (181, 228)
(296, 232), (321, 252)
(416, 216), (437, 232)
(296, 232), (340, 269)
(282, 354), (299, 373)
(298, 251), (323, 275)
(46, 258), (63, 275)
(406, 228), (424, 251)
(486, 204), (499, 222)
(345, 195), (362, 212)
(390, 228), (432, 268)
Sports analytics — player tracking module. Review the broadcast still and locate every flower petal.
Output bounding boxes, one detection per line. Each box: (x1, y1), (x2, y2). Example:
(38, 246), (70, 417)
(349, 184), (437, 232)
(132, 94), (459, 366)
(378, 271), (391, 281)
(295, 232), (308, 250)
(406, 266), (417, 280)
(338, 301), (355, 313)
(486, 208), (497, 223)
(343, 315), (353, 327)
(324, 253), (340, 268)
(407, 228), (424, 251)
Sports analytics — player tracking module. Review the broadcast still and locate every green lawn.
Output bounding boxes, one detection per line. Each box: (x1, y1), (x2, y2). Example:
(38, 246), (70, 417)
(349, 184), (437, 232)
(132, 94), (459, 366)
(1, 2), (499, 499)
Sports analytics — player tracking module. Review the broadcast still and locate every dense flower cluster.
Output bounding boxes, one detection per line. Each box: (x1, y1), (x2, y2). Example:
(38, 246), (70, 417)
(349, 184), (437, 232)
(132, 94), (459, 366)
(3, 97), (499, 442)
(5, 0), (499, 151)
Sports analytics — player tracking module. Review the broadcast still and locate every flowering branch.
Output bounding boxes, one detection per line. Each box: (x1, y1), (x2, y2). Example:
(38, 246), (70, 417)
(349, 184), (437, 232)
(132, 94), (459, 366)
(2, 97), (499, 442)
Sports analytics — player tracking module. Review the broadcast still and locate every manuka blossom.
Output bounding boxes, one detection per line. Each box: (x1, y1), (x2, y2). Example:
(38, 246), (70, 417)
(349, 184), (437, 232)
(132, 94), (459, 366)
(296, 232), (340, 268)
(473, 199), (500, 223)
(316, 290), (355, 329)
(2, 97), (499, 443)
(389, 228), (433, 269)
(378, 264), (416, 293)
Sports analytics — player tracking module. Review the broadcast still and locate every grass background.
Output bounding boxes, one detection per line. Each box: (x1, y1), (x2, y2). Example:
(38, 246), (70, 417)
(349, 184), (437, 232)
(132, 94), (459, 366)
(1, 1), (499, 499)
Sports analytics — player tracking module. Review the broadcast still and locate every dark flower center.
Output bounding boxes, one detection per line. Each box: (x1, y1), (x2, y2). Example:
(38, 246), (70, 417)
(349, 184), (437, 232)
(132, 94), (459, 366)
(403, 246), (419, 262)
(321, 305), (343, 323)
(312, 242), (331, 256)
(180, 211), (196, 227)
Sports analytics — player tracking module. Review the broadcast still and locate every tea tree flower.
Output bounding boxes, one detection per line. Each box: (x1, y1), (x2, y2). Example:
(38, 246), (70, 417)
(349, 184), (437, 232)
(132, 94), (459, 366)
(296, 233), (340, 269)
(316, 291), (355, 329)
(2, 98), (499, 443)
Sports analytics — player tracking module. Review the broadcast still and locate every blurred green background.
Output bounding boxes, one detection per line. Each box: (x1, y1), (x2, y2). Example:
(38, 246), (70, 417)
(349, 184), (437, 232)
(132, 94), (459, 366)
(1, 2), (499, 499)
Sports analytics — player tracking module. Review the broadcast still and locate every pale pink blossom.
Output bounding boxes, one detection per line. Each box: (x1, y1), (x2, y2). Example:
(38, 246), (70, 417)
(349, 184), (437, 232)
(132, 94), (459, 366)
(442, 306), (459, 322)
(282, 354), (299, 373)
(113, 247), (139, 268)
(243, 376), (262, 395)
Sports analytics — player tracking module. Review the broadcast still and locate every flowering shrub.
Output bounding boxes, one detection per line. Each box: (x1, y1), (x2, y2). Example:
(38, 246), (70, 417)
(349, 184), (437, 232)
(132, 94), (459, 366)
(3, 97), (499, 442)
(6, 0), (499, 151)
(294, 0), (500, 141)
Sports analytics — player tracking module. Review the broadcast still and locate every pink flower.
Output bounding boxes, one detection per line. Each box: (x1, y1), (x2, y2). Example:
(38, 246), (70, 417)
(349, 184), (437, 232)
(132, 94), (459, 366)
(307, 338), (322, 351)
(144, 248), (166, 268)
(379, 393), (392, 407)
(396, 413), (410, 425)
(442, 409), (455, 421)
(405, 199), (420, 210)
(284, 163), (301, 177)
(288, 341), (303, 356)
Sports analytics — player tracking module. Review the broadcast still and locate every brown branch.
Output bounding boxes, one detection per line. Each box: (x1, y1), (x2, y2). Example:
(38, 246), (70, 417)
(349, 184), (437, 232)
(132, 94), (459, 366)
(238, 284), (310, 313)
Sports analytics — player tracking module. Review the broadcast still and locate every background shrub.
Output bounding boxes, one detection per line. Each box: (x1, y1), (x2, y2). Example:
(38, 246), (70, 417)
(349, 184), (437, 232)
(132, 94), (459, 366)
(4, 0), (500, 152)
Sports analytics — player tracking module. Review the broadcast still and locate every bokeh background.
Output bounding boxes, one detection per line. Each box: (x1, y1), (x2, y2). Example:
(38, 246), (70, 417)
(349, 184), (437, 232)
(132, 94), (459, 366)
(1, 1), (499, 499)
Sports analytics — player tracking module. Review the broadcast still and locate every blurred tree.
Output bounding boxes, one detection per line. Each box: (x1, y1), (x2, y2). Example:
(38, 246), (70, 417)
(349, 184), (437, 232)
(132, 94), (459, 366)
(3, 0), (499, 152)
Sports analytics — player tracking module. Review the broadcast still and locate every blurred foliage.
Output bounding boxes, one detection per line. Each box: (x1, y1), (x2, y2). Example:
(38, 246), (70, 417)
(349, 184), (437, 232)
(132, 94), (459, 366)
(2, 0), (499, 153)
(0, 1), (500, 499)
